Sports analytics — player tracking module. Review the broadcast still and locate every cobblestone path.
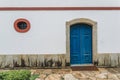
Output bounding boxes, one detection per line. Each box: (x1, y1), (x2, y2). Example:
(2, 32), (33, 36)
(31, 68), (120, 80)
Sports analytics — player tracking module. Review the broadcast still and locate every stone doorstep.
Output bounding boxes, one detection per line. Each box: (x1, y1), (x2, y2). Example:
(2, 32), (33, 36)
(71, 66), (98, 71)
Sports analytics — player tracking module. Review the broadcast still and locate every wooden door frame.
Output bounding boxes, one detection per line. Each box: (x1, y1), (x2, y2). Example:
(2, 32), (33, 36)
(66, 18), (97, 66)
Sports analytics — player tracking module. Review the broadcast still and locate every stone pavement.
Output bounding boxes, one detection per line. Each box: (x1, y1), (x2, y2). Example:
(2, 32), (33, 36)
(31, 68), (120, 80)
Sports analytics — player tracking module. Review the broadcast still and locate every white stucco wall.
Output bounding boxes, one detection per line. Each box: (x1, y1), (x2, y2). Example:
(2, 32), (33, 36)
(0, 11), (120, 54)
(0, 0), (120, 7)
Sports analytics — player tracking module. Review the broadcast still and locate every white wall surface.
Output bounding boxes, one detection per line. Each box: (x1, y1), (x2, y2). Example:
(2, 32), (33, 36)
(0, 10), (120, 54)
(0, 0), (120, 7)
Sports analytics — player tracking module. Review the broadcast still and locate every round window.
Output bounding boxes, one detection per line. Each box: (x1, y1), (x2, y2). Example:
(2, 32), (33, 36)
(14, 18), (30, 33)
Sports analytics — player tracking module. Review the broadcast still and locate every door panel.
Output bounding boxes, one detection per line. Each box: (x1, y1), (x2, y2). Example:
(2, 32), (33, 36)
(70, 23), (92, 65)
(70, 25), (81, 64)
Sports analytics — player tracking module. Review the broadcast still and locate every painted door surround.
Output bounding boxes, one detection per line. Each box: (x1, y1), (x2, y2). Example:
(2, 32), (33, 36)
(66, 18), (97, 66)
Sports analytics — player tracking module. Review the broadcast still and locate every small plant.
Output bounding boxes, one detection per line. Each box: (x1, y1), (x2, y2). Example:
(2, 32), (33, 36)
(0, 70), (31, 80)
(30, 74), (39, 80)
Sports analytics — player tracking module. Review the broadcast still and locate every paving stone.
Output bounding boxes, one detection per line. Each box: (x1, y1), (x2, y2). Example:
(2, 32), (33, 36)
(107, 68), (120, 73)
(31, 70), (37, 75)
(96, 79), (108, 80)
(45, 74), (61, 80)
(98, 68), (108, 73)
(108, 73), (119, 80)
(93, 71), (101, 76)
(72, 71), (86, 79)
(89, 77), (96, 80)
(43, 69), (52, 75)
(95, 73), (108, 79)
(57, 69), (72, 74)
(82, 71), (95, 77)
(116, 74), (120, 79)
(79, 79), (90, 80)
(64, 74), (78, 80)
(39, 74), (46, 80)
(35, 78), (41, 80)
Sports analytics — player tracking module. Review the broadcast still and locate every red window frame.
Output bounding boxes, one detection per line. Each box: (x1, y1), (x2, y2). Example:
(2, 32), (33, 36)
(14, 18), (30, 33)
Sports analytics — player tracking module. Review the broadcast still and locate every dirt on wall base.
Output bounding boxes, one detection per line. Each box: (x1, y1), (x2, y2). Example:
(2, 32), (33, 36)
(96, 53), (120, 67)
(0, 53), (120, 68)
(0, 54), (66, 68)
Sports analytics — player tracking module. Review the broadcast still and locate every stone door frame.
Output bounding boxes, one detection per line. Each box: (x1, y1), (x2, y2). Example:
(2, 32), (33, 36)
(66, 18), (97, 66)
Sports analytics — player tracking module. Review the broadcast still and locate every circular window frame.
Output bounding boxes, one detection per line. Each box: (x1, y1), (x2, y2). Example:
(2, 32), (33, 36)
(14, 18), (30, 33)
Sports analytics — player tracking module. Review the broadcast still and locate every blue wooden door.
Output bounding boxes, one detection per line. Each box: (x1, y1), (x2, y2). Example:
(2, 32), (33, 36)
(70, 23), (92, 65)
